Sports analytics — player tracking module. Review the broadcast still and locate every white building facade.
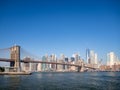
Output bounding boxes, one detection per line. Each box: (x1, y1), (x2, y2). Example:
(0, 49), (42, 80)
(107, 52), (119, 66)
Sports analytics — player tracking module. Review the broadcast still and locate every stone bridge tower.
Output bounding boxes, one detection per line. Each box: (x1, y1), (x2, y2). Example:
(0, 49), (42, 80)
(10, 45), (21, 72)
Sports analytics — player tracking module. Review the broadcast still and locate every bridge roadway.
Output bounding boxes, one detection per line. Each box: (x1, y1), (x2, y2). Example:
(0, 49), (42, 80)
(0, 58), (96, 69)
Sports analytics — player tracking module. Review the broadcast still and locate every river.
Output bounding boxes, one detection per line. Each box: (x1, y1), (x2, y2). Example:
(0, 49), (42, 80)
(0, 72), (120, 90)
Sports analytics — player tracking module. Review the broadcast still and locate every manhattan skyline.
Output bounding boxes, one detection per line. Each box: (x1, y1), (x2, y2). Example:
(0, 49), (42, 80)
(0, 0), (120, 63)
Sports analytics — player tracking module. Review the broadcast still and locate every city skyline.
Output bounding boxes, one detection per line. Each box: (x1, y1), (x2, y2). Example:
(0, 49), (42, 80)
(0, 45), (119, 66)
(0, 0), (120, 64)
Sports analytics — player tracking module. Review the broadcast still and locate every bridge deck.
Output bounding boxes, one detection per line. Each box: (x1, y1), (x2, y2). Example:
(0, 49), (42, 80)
(0, 58), (97, 69)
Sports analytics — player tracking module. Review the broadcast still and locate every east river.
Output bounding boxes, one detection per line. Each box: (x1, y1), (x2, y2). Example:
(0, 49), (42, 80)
(0, 72), (120, 90)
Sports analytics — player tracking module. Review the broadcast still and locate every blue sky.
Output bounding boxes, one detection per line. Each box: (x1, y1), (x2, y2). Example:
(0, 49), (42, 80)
(0, 0), (120, 64)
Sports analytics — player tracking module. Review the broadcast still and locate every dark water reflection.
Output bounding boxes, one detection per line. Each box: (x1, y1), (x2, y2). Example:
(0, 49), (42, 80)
(0, 72), (120, 90)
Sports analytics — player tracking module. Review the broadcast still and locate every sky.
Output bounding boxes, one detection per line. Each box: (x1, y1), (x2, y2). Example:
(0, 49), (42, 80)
(0, 0), (120, 64)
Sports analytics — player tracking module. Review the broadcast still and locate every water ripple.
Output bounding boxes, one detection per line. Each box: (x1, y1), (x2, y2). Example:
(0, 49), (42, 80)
(0, 72), (120, 90)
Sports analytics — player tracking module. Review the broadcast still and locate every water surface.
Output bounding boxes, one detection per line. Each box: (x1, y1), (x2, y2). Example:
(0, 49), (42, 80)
(0, 72), (120, 90)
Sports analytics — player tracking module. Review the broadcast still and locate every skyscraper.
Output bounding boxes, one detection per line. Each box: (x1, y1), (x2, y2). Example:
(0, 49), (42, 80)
(72, 53), (80, 61)
(60, 54), (65, 61)
(90, 50), (95, 64)
(94, 53), (98, 64)
(107, 52), (119, 66)
(86, 49), (90, 64)
(41, 56), (47, 71)
(86, 49), (98, 64)
(65, 57), (68, 62)
(49, 54), (57, 71)
(71, 57), (75, 62)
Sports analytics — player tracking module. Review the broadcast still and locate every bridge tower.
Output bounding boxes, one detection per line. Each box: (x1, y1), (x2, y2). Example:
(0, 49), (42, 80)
(77, 61), (84, 72)
(77, 66), (82, 72)
(10, 45), (21, 72)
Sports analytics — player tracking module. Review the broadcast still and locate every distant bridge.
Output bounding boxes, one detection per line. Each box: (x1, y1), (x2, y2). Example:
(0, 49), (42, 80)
(0, 58), (97, 70)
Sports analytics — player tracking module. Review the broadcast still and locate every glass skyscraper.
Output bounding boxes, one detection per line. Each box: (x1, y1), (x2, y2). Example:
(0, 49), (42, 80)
(86, 49), (90, 64)
(41, 56), (47, 71)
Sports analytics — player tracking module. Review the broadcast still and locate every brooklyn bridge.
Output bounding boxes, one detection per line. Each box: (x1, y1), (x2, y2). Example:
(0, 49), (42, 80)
(0, 45), (98, 72)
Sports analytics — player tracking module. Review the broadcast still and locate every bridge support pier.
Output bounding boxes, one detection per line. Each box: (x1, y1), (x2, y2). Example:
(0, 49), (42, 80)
(77, 66), (85, 72)
(10, 45), (21, 72)
(77, 66), (82, 72)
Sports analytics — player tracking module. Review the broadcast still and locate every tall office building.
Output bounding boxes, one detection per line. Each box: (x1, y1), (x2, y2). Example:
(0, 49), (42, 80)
(45, 54), (49, 71)
(49, 54), (57, 71)
(86, 49), (98, 64)
(116, 56), (120, 65)
(94, 53), (98, 64)
(107, 52), (119, 66)
(64, 57), (69, 70)
(72, 53), (80, 61)
(41, 56), (47, 71)
(65, 57), (68, 62)
(50, 54), (56, 61)
(86, 49), (90, 64)
(107, 54), (110, 66)
(89, 50), (95, 64)
(76, 53), (80, 61)
(60, 54), (65, 61)
(71, 57), (75, 62)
